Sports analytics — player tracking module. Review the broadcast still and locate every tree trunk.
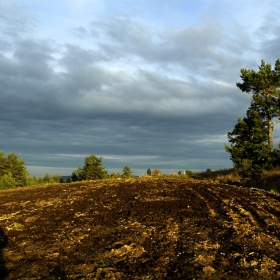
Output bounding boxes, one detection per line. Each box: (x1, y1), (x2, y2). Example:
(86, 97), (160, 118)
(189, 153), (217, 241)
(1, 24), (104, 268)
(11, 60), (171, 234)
(268, 119), (274, 151)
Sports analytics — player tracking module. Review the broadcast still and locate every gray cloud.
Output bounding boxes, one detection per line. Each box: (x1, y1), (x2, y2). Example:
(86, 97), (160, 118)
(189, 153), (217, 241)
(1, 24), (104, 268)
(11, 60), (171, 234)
(0, 1), (35, 39)
(0, 1), (279, 176)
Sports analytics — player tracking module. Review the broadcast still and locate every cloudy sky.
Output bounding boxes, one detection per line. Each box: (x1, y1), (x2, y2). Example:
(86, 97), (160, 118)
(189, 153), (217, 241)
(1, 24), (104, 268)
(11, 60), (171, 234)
(1, 0), (280, 176)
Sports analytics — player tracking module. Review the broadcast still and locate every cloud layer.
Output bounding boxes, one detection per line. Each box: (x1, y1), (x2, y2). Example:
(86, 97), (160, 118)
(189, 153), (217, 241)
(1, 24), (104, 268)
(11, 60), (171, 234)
(1, 0), (280, 175)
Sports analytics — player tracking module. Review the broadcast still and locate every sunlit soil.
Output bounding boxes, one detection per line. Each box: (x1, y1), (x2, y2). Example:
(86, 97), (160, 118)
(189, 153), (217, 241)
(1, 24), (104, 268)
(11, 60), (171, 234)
(0, 177), (280, 279)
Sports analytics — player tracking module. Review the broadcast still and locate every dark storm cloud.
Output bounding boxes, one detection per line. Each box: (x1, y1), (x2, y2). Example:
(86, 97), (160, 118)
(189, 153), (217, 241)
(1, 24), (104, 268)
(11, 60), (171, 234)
(1, 0), (278, 175)
(87, 15), (251, 82)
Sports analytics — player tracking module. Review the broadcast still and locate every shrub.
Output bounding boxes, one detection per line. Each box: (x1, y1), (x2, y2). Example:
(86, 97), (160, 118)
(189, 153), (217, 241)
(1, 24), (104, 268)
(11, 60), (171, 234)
(185, 170), (194, 177)
(153, 169), (162, 176)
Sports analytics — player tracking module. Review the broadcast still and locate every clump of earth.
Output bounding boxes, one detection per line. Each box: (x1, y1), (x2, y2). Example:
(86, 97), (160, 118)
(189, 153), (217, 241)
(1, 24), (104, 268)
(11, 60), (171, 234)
(0, 177), (280, 279)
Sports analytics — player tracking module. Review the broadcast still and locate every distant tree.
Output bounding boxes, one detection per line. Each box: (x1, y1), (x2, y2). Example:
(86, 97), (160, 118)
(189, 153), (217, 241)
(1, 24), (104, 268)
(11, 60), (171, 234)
(26, 176), (37, 186)
(0, 172), (17, 190)
(43, 173), (54, 183)
(110, 172), (121, 179)
(0, 151), (29, 187)
(83, 155), (108, 180)
(185, 170), (193, 176)
(153, 169), (161, 176)
(37, 176), (44, 184)
(178, 171), (182, 175)
(52, 173), (62, 183)
(206, 168), (212, 173)
(122, 166), (133, 178)
(71, 166), (85, 181)
(147, 168), (151, 176)
(72, 155), (108, 181)
(0, 151), (5, 176)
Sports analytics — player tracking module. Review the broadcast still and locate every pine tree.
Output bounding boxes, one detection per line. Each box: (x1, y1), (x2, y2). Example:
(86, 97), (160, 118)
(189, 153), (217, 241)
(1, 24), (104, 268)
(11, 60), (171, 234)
(43, 173), (54, 183)
(71, 166), (85, 181)
(236, 59), (280, 151)
(0, 151), (29, 187)
(226, 59), (280, 175)
(122, 166), (133, 178)
(71, 155), (108, 181)
(226, 105), (271, 174)
(83, 155), (108, 180)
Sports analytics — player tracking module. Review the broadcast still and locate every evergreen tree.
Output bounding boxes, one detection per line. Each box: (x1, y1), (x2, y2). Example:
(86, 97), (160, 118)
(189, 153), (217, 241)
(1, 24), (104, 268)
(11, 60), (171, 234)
(37, 176), (44, 184)
(226, 105), (271, 174)
(0, 151), (28, 187)
(0, 172), (17, 190)
(52, 173), (62, 183)
(71, 166), (85, 181)
(72, 155), (108, 181)
(236, 59), (280, 151)
(122, 166), (133, 178)
(147, 168), (151, 176)
(226, 59), (280, 174)
(83, 155), (108, 180)
(110, 172), (121, 179)
(0, 151), (6, 176)
(43, 173), (54, 183)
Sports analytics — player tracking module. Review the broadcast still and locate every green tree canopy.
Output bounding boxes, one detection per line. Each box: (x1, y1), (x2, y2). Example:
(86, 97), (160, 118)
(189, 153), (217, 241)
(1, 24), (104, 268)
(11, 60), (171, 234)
(226, 105), (272, 174)
(122, 166), (133, 178)
(72, 155), (108, 181)
(52, 173), (62, 183)
(236, 59), (280, 151)
(71, 166), (85, 182)
(0, 151), (29, 187)
(43, 173), (54, 183)
(226, 59), (280, 175)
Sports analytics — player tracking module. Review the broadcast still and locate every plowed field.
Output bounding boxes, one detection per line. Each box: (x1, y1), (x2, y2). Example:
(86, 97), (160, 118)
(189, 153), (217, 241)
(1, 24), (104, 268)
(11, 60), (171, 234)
(0, 177), (280, 279)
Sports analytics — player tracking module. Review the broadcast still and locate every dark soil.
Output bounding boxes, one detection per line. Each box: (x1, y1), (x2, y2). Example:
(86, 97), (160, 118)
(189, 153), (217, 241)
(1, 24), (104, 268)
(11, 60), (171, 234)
(0, 177), (280, 279)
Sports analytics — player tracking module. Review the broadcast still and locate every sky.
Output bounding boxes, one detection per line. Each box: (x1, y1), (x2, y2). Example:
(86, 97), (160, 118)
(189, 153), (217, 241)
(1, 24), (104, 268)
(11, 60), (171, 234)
(1, 0), (280, 176)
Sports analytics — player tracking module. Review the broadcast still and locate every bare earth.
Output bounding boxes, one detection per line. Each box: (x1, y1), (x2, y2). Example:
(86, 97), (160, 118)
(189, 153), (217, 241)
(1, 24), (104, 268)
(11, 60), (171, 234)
(0, 177), (280, 279)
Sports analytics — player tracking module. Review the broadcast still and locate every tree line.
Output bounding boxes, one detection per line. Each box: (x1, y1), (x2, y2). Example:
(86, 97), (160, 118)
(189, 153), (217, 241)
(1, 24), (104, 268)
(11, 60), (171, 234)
(0, 151), (192, 190)
(0, 151), (64, 189)
(71, 155), (134, 181)
(0, 152), (136, 190)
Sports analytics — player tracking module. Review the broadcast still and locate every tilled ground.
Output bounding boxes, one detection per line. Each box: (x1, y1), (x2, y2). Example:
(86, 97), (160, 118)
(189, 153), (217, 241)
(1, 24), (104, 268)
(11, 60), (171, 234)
(0, 177), (280, 279)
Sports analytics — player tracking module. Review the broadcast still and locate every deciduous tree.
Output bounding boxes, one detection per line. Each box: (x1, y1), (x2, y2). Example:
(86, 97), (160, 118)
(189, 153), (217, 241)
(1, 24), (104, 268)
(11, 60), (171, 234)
(153, 169), (161, 176)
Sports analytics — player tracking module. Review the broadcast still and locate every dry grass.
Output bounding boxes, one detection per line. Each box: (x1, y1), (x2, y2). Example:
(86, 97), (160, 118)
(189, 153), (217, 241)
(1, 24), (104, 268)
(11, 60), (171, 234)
(198, 168), (280, 193)
(216, 172), (242, 185)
